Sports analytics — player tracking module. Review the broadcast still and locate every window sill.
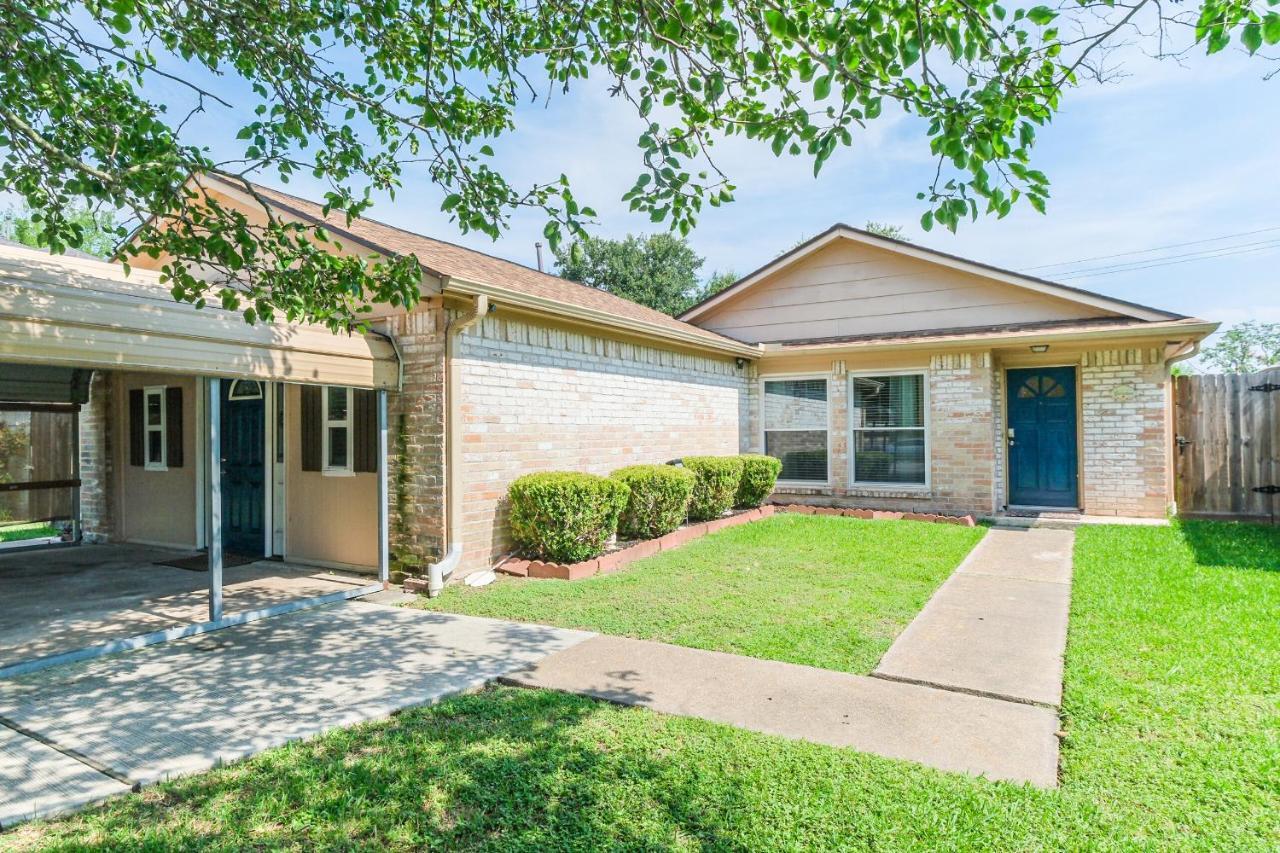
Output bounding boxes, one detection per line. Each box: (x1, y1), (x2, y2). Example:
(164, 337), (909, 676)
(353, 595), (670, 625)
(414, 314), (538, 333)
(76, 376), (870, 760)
(144, 464), (168, 473)
(321, 468), (355, 478)
(844, 485), (932, 500)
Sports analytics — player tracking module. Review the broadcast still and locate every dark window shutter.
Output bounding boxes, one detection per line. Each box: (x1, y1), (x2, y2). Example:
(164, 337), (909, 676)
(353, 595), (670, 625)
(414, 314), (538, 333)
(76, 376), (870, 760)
(353, 389), (378, 473)
(301, 385), (322, 471)
(165, 386), (184, 468)
(129, 389), (144, 467)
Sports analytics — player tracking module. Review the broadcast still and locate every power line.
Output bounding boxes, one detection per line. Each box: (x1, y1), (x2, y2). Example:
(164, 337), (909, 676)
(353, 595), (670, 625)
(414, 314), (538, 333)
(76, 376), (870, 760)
(1024, 224), (1280, 272)
(1054, 237), (1280, 278)
(1057, 241), (1280, 280)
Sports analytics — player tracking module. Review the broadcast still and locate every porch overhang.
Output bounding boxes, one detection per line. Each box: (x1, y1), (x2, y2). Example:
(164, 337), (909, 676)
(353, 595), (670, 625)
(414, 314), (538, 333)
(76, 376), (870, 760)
(0, 244), (398, 390)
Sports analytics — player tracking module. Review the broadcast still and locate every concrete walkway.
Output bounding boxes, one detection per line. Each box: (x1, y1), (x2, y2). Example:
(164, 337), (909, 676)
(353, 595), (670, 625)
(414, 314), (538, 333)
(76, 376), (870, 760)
(503, 635), (1060, 786)
(873, 527), (1075, 707)
(0, 601), (591, 828)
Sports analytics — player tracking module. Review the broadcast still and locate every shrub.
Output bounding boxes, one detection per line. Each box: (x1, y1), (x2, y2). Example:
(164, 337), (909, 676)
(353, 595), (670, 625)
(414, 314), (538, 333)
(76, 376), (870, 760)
(508, 472), (629, 564)
(736, 454), (783, 507)
(682, 456), (744, 521)
(611, 464), (696, 539)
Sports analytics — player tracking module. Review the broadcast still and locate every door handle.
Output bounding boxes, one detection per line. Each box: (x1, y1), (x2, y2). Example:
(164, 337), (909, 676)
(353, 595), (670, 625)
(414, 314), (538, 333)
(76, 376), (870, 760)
(1006, 427), (1015, 447)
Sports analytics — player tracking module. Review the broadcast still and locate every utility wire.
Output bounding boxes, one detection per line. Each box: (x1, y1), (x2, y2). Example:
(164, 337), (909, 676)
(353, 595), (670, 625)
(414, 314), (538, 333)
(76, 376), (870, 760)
(1057, 241), (1280, 280)
(1053, 237), (1280, 277)
(1024, 224), (1280, 272)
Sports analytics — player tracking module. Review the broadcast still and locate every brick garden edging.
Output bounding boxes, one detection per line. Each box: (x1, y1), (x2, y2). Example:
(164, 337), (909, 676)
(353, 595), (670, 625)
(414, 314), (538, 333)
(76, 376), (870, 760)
(493, 502), (976, 582)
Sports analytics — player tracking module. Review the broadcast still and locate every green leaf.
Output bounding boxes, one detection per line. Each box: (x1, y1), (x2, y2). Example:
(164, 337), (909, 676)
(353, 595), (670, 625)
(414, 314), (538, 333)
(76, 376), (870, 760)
(813, 74), (832, 100)
(1264, 14), (1280, 45)
(1242, 22), (1263, 54)
(1026, 6), (1056, 25)
(763, 9), (787, 39)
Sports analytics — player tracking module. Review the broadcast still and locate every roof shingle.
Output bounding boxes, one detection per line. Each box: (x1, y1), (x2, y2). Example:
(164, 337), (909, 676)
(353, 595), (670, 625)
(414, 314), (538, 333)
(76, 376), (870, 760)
(228, 179), (745, 350)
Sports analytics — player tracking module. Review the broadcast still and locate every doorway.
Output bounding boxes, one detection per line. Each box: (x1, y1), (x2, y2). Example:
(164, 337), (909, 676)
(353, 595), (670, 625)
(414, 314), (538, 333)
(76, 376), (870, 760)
(220, 380), (266, 555)
(1006, 366), (1079, 508)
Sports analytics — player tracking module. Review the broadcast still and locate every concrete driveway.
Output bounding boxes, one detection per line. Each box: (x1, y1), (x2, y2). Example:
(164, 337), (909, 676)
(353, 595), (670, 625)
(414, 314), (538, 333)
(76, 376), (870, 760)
(0, 600), (591, 827)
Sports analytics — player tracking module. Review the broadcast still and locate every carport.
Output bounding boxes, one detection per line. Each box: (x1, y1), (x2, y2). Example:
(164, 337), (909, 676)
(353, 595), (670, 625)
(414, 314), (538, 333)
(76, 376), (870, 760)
(0, 243), (399, 676)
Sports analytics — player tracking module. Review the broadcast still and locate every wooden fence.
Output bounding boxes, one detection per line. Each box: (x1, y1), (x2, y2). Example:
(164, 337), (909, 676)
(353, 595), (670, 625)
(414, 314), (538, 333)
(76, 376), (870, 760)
(1175, 366), (1280, 523)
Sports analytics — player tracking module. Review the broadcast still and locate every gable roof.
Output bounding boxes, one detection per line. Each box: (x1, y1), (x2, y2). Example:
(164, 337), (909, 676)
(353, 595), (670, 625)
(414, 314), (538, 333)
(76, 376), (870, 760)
(197, 173), (758, 358)
(679, 223), (1188, 325)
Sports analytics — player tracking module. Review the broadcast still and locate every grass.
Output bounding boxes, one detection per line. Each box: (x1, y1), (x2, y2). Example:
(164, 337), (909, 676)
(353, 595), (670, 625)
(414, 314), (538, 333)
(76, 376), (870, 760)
(417, 513), (986, 674)
(7, 521), (1279, 850)
(0, 522), (58, 543)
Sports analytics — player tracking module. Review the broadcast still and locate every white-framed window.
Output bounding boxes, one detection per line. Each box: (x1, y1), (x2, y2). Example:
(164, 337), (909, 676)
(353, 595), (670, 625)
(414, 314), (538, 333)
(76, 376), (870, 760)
(143, 385), (167, 471)
(761, 376), (829, 484)
(321, 385), (353, 475)
(849, 371), (928, 487)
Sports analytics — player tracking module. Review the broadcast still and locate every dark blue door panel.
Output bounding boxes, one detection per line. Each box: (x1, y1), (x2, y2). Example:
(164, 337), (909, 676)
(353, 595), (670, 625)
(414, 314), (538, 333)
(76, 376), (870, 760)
(1006, 367), (1078, 508)
(220, 381), (266, 555)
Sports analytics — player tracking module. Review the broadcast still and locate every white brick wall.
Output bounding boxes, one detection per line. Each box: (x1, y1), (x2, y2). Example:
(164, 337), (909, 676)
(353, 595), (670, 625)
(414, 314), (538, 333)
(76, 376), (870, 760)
(457, 314), (751, 571)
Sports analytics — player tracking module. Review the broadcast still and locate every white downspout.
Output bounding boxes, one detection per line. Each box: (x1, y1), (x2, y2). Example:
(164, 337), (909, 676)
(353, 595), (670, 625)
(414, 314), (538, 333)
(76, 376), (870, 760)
(428, 291), (489, 597)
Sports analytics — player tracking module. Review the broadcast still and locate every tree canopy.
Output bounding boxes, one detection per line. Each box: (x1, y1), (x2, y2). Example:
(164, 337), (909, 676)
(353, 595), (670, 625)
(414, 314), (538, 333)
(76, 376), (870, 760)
(1200, 322), (1280, 374)
(0, 206), (119, 258)
(555, 232), (734, 316)
(0, 0), (1272, 329)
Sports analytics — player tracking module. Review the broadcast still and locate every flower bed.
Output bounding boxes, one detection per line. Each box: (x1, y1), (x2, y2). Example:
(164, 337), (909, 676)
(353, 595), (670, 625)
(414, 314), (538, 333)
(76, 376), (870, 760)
(493, 503), (976, 581)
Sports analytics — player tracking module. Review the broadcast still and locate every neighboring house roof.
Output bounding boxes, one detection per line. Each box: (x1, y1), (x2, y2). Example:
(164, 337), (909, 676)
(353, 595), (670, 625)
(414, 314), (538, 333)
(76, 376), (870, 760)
(197, 173), (758, 358)
(679, 223), (1190, 325)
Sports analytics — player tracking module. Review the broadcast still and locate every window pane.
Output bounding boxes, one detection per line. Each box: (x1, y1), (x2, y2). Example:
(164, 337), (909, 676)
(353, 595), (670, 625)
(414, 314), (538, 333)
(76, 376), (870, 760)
(854, 429), (926, 484)
(852, 375), (923, 429)
(327, 426), (348, 468)
(147, 430), (164, 465)
(146, 393), (163, 426)
(763, 379), (827, 430)
(326, 387), (348, 421)
(765, 430), (827, 482)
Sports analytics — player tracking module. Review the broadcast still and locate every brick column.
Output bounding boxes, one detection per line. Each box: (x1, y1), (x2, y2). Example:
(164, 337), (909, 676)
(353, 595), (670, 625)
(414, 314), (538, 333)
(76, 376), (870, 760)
(1080, 347), (1169, 517)
(928, 351), (996, 515)
(384, 301), (447, 571)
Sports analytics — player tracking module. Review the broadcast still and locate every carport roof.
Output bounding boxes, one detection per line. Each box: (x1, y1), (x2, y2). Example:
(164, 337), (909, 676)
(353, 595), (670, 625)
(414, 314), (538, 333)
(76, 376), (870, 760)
(0, 243), (398, 389)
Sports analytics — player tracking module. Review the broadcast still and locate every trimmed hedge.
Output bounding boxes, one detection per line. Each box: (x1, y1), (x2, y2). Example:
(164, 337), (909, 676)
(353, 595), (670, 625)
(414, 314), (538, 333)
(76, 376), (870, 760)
(682, 456), (744, 521)
(508, 472), (629, 564)
(611, 464), (696, 539)
(736, 454), (783, 508)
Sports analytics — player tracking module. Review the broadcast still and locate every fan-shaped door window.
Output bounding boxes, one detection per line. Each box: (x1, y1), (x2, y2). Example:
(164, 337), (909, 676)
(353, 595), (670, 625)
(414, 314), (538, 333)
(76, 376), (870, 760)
(227, 380), (263, 401)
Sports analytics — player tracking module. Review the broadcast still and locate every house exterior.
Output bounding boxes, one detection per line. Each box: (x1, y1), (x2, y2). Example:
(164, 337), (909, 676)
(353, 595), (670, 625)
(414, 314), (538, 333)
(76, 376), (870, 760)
(680, 225), (1216, 521)
(7, 176), (1213, 597)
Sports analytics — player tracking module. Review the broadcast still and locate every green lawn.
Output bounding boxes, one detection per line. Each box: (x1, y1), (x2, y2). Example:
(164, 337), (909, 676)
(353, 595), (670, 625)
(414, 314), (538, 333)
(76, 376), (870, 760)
(0, 522), (58, 543)
(7, 521), (1279, 850)
(417, 513), (986, 674)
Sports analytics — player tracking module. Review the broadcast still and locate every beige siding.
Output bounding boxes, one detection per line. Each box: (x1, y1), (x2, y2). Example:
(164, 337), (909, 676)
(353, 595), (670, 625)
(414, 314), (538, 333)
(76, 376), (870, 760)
(283, 384), (379, 570)
(696, 240), (1115, 343)
(114, 372), (198, 548)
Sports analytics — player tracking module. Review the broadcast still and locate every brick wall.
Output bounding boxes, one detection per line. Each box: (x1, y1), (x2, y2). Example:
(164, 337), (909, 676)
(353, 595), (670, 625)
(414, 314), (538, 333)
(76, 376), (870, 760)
(79, 369), (115, 542)
(1080, 347), (1170, 517)
(456, 314), (750, 572)
(383, 302), (447, 571)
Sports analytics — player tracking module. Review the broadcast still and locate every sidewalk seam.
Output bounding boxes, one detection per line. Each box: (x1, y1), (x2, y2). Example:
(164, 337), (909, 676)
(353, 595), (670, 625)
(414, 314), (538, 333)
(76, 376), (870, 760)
(0, 714), (139, 791)
(866, 672), (1061, 710)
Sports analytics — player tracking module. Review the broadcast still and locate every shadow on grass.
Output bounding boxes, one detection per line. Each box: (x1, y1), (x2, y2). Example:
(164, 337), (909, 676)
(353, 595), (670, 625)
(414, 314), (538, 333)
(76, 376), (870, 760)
(14, 688), (756, 850)
(1177, 518), (1280, 572)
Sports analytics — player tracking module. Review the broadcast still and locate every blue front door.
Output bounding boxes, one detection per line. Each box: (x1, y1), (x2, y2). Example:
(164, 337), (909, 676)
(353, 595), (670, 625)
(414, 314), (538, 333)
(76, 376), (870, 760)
(220, 380), (266, 555)
(1006, 367), (1078, 508)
